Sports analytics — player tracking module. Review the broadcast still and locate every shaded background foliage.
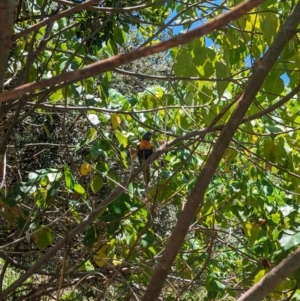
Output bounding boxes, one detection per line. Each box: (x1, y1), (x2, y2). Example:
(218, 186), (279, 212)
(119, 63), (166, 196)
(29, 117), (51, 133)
(1, 0), (300, 300)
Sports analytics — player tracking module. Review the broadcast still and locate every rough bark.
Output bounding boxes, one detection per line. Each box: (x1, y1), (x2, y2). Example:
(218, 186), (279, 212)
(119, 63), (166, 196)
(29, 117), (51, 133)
(141, 1), (300, 300)
(0, 0), (14, 92)
(237, 248), (300, 301)
(0, 0), (264, 103)
(0, 0), (14, 185)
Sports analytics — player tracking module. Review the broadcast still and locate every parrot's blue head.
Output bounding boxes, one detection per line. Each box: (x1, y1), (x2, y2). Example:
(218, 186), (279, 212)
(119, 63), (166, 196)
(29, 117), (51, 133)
(142, 132), (152, 141)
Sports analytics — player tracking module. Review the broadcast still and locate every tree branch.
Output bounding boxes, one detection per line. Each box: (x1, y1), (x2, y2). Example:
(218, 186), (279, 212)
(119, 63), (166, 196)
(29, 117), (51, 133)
(0, 0), (264, 103)
(237, 248), (300, 301)
(0, 0), (14, 92)
(52, 0), (166, 13)
(113, 68), (239, 83)
(12, 0), (99, 41)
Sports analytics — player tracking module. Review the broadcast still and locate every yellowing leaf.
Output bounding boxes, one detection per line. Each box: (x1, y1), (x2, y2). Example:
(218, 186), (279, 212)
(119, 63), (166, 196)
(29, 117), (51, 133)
(93, 250), (107, 267)
(93, 244), (110, 267)
(80, 163), (92, 176)
(34, 188), (48, 209)
(112, 259), (122, 266)
(254, 269), (266, 284)
(251, 135), (258, 143)
(242, 221), (260, 245)
(111, 113), (121, 129)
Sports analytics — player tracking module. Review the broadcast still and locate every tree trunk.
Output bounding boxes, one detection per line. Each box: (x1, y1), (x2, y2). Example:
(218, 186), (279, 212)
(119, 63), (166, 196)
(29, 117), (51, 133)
(0, 0), (14, 185)
(0, 0), (14, 92)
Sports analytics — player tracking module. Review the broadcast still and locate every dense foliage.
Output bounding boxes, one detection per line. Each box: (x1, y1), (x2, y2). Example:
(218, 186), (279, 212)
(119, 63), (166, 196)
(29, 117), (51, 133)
(1, 0), (300, 300)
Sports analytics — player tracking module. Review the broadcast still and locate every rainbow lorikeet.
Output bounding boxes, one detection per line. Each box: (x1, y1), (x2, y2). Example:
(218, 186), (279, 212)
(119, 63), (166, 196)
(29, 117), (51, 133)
(137, 132), (153, 185)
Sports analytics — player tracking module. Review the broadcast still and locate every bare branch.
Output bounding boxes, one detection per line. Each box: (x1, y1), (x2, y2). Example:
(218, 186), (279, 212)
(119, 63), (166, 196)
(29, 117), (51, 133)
(52, 0), (166, 13)
(113, 68), (239, 82)
(0, 0), (265, 103)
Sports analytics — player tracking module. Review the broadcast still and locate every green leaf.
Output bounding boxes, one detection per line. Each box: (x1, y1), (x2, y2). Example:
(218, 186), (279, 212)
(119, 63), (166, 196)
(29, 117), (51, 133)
(48, 181), (60, 198)
(126, 96), (138, 107)
(108, 193), (130, 218)
(200, 106), (217, 126)
(261, 12), (279, 45)
(201, 198), (212, 216)
(61, 292), (81, 300)
(263, 138), (284, 163)
(254, 269), (266, 284)
(271, 212), (281, 224)
(115, 130), (128, 147)
(215, 62), (230, 99)
(2, 196), (17, 207)
(226, 30), (239, 49)
(33, 226), (53, 250)
(141, 231), (155, 248)
(229, 181), (245, 193)
(265, 125), (283, 135)
(192, 39), (215, 77)
(83, 225), (99, 247)
(210, 278), (226, 292)
(49, 89), (63, 104)
(279, 230), (300, 251)
(86, 128), (97, 142)
(106, 171), (121, 189)
(114, 26), (126, 45)
(64, 164), (75, 190)
(281, 39), (299, 60)
(138, 86), (164, 109)
(39, 176), (48, 186)
(207, 291), (218, 300)
(90, 175), (103, 193)
(108, 39), (118, 55)
(17, 215), (28, 230)
(174, 48), (197, 77)
(109, 88), (125, 104)
(34, 188), (48, 209)
(263, 71), (284, 101)
(78, 260), (95, 272)
(74, 183), (85, 195)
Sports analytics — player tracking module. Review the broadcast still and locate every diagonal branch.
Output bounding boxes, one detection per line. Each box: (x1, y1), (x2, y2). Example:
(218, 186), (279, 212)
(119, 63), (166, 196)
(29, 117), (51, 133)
(0, 0), (264, 103)
(12, 0), (100, 41)
(237, 248), (300, 301)
(52, 0), (166, 13)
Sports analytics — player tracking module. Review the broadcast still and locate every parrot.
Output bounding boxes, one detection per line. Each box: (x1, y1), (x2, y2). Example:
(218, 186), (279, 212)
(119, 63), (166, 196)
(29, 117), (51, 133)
(137, 132), (153, 185)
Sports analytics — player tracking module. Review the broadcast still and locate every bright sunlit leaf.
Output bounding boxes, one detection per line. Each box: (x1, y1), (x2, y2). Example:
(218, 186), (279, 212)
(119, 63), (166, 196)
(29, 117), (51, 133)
(111, 113), (121, 129)
(80, 163), (92, 176)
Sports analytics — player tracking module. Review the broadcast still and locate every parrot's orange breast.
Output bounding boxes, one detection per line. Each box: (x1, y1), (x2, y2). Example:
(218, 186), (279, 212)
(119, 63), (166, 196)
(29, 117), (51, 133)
(139, 140), (153, 150)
